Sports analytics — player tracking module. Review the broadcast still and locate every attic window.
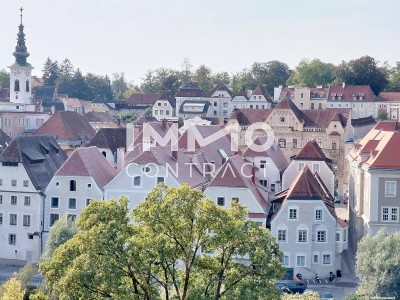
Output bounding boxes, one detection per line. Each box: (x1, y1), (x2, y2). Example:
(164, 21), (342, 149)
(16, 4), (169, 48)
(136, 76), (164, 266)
(70, 180), (76, 192)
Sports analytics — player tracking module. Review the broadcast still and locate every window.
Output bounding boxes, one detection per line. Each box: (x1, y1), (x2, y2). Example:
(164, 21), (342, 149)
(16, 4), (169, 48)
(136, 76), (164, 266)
(157, 177), (164, 184)
(67, 214), (77, 222)
(87, 183), (92, 188)
(55, 182), (60, 187)
(300, 102), (304, 108)
(158, 102), (161, 106)
(382, 207), (399, 222)
(166, 110), (170, 115)
(313, 254), (319, 264)
(10, 214), (17, 225)
(282, 255), (289, 266)
(11, 196), (17, 205)
(213, 110), (217, 116)
(323, 254), (331, 264)
(50, 214), (59, 227)
(317, 231), (326, 242)
(214, 102), (217, 107)
(0, 179), (2, 186)
(312, 163), (320, 173)
(86, 199), (91, 206)
(260, 160), (266, 168)
(336, 232), (340, 242)
(133, 176), (141, 187)
(271, 184), (275, 192)
(14, 80), (20, 92)
(23, 180), (29, 187)
(296, 255), (305, 266)
(298, 230), (307, 242)
(315, 209), (322, 220)
(23, 215), (30, 226)
(289, 209), (297, 220)
(9, 234), (16, 245)
(278, 138), (286, 148)
(259, 180), (268, 187)
(24, 196), (30, 206)
(160, 110), (163, 115)
(0, 195), (2, 204)
(293, 139), (297, 148)
(25, 80), (29, 92)
(227, 196), (238, 204)
(311, 103), (314, 109)
(319, 103), (322, 109)
(154, 110), (158, 115)
(11, 179), (17, 187)
(298, 162), (305, 171)
(318, 139), (322, 147)
(51, 197), (59, 208)
(70, 180), (76, 191)
(0, 213), (2, 224)
(344, 230), (347, 241)
(68, 198), (77, 209)
(217, 197), (225, 206)
(385, 181), (396, 196)
(278, 230), (287, 242)
(332, 140), (337, 150)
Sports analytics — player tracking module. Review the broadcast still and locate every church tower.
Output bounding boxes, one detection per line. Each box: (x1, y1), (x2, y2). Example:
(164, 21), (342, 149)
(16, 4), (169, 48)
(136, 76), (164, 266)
(9, 8), (33, 105)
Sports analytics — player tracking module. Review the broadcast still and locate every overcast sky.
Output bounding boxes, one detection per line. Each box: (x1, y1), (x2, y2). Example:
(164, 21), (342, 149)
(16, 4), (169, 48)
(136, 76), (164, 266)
(1, 0), (399, 84)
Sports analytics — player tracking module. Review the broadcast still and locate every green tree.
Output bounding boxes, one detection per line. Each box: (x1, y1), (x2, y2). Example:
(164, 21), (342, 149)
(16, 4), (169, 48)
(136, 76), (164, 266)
(385, 62), (400, 92)
(252, 61), (292, 94)
(42, 58), (60, 86)
(112, 72), (130, 100)
(0, 69), (10, 89)
(335, 56), (389, 94)
(288, 58), (336, 87)
(282, 292), (320, 299)
(42, 215), (78, 260)
(355, 230), (400, 298)
(59, 58), (74, 77)
(192, 65), (213, 92)
(29, 291), (49, 300)
(0, 277), (25, 300)
(231, 69), (256, 93)
(181, 58), (193, 84)
(141, 68), (183, 95)
(40, 185), (284, 300)
(85, 73), (113, 100)
(211, 72), (231, 86)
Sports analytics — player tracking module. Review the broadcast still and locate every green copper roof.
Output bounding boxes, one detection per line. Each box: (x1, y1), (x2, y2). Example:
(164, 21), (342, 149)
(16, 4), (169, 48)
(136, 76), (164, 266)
(13, 9), (30, 66)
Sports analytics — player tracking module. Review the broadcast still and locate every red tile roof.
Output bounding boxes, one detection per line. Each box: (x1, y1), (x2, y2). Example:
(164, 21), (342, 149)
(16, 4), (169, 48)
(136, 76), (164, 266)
(348, 121), (400, 169)
(251, 86), (272, 101)
(328, 85), (376, 102)
(229, 109), (272, 125)
(56, 147), (117, 189)
(34, 111), (96, 143)
(294, 140), (328, 161)
(377, 92), (400, 102)
(82, 112), (117, 123)
(126, 93), (161, 106)
(205, 84), (234, 98)
(88, 127), (126, 154)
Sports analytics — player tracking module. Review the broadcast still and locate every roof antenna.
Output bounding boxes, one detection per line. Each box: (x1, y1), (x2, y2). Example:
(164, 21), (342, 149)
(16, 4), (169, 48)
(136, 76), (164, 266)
(20, 7), (23, 24)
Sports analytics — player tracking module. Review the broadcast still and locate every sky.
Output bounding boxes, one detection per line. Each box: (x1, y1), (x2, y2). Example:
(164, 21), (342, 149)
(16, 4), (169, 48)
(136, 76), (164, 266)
(1, 0), (399, 84)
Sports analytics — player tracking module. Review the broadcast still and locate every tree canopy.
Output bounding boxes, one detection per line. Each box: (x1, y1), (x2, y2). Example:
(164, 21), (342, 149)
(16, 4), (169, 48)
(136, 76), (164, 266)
(288, 59), (336, 87)
(355, 230), (400, 298)
(0, 69), (10, 89)
(40, 184), (284, 300)
(335, 56), (389, 94)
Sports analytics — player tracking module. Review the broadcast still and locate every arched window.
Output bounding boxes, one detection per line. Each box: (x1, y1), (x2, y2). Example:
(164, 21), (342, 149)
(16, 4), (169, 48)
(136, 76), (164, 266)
(278, 138), (286, 148)
(70, 180), (76, 191)
(14, 80), (20, 92)
(26, 80), (30, 92)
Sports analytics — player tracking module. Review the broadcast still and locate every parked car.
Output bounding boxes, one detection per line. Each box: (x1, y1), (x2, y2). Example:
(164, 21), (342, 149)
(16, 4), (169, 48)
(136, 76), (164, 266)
(321, 291), (334, 299)
(275, 280), (307, 294)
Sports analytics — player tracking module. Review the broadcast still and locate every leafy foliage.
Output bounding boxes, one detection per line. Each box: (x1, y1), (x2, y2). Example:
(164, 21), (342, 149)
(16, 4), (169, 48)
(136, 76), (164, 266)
(40, 184), (284, 300)
(0, 277), (25, 300)
(42, 215), (78, 260)
(281, 292), (320, 299)
(355, 230), (400, 298)
(0, 69), (10, 89)
(289, 58), (336, 87)
(335, 56), (389, 94)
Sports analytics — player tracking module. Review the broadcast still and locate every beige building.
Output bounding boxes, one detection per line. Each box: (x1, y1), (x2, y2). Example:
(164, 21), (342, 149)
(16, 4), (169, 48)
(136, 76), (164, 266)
(228, 98), (352, 197)
(0, 111), (50, 138)
(348, 121), (400, 248)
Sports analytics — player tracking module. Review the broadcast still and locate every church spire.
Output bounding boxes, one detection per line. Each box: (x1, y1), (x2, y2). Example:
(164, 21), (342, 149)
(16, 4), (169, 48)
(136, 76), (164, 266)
(13, 7), (30, 66)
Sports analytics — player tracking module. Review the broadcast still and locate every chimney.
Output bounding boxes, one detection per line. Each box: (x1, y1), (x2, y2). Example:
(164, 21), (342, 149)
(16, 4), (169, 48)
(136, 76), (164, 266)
(342, 82), (346, 88)
(252, 163), (256, 184)
(162, 118), (167, 130)
(116, 147), (125, 171)
(172, 150), (178, 161)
